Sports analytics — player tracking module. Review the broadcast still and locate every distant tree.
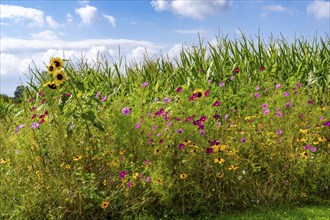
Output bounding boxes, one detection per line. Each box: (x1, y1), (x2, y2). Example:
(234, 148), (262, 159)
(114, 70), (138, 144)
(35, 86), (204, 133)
(14, 85), (25, 99)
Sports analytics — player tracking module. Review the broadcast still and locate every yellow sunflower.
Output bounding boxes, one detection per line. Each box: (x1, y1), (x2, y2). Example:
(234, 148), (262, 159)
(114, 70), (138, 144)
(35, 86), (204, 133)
(54, 70), (66, 84)
(50, 57), (64, 70)
(44, 82), (60, 90)
(48, 64), (55, 74)
(100, 201), (109, 209)
(193, 89), (204, 100)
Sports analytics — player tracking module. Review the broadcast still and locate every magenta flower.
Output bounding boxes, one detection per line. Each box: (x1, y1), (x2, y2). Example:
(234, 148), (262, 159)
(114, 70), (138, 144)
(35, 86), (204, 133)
(29, 98), (34, 103)
(65, 93), (71, 97)
(122, 107), (131, 115)
(261, 103), (268, 109)
(152, 125), (157, 131)
(176, 87), (182, 93)
(255, 93), (260, 98)
(119, 171), (127, 179)
(224, 114), (229, 120)
(296, 83), (302, 87)
(276, 111), (283, 117)
(101, 96), (107, 102)
(305, 145), (311, 150)
(219, 82), (225, 87)
(199, 124), (204, 129)
(135, 122), (141, 129)
(275, 84), (281, 89)
(96, 92), (100, 98)
(146, 176), (151, 183)
(41, 99), (45, 104)
(259, 66), (265, 71)
(308, 100), (313, 105)
(256, 85), (260, 91)
(323, 120), (330, 127)
(206, 148), (213, 154)
(204, 90), (210, 96)
(44, 110), (49, 115)
(200, 129), (205, 136)
(276, 130), (283, 135)
(200, 115), (206, 122)
(39, 114), (46, 119)
(178, 128), (183, 134)
(141, 81), (149, 87)
(284, 91), (289, 97)
(285, 101), (292, 108)
(128, 182), (132, 188)
(241, 137), (246, 143)
(15, 124), (26, 133)
(311, 147), (317, 152)
(178, 143), (184, 150)
(145, 159), (149, 165)
(234, 67), (240, 73)
(213, 101), (221, 106)
(31, 114), (36, 119)
(263, 109), (270, 114)
(39, 119), (45, 124)
(213, 114), (220, 119)
(230, 75), (235, 80)
(30, 106), (36, 112)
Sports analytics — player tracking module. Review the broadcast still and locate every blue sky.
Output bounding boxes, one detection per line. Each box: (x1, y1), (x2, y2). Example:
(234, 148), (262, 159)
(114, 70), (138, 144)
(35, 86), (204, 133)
(1, 0), (329, 96)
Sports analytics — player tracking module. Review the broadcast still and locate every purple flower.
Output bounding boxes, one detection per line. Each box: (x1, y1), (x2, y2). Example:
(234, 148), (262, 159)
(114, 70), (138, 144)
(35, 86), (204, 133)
(284, 91), (289, 97)
(178, 128), (183, 134)
(308, 100), (313, 105)
(198, 124), (204, 130)
(96, 92), (100, 99)
(152, 125), (157, 131)
(259, 66), (265, 72)
(275, 84), (281, 89)
(163, 97), (171, 104)
(275, 111), (283, 117)
(276, 130), (283, 135)
(122, 107), (131, 115)
(176, 87), (182, 93)
(128, 182), (132, 188)
(296, 83), (302, 87)
(135, 122), (141, 129)
(119, 171), (127, 179)
(285, 101), (292, 108)
(206, 148), (213, 154)
(213, 101), (221, 106)
(15, 124), (26, 133)
(323, 120), (330, 127)
(305, 145), (311, 150)
(219, 82), (225, 87)
(255, 93), (260, 98)
(179, 143), (185, 150)
(41, 99), (45, 104)
(101, 96), (107, 102)
(230, 75), (235, 80)
(213, 114), (220, 119)
(30, 122), (40, 129)
(145, 160), (149, 165)
(224, 114), (229, 120)
(200, 129), (205, 136)
(204, 90), (210, 97)
(261, 103), (268, 109)
(141, 81), (149, 87)
(146, 176), (151, 183)
(256, 86), (260, 91)
(241, 137), (246, 143)
(31, 114), (36, 119)
(311, 147), (317, 152)
(200, 115), (206, 122)
(234, 67), (240, 73)
(263, 109), (270, 114)
(65, 93), (71, 97)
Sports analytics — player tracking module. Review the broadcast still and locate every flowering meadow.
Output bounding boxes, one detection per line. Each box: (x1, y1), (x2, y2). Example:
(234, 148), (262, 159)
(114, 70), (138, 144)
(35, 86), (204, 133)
(1, 35), (329, 219)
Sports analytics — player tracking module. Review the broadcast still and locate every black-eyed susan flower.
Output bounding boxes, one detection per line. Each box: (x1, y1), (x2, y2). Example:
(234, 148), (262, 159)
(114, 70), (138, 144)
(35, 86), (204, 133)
(300, 152), (308, 159)
(73, 155), (82, 161)
(65, 164), (70, 169)
(217, 173), (224, 178)
(54, 70), (66, 84)
(50, 57), (64, 70)
(44, 82), (60, 90)
(193, 89), (204, 100)
(0, 158), (9, 164)
(228, 165), (239, 171)
(214, 157), (225, 164)
(180, 173), (188, 180)
(154, 148), (161, 155)
(155, 179), (163, 185)
(100, 201), (109, 209)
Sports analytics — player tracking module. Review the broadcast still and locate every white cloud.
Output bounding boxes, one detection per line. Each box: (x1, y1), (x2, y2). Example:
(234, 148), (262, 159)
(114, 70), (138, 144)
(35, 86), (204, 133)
(151, 0), (230, 20)
(174, 29), (208, 34)
(66, 13), (73, 23)
(46, 16), (61, 29)
(30, 30), (59, 40)
(262, 5), (287, 12)
(103, 14), (116, 27)
(75, 5), (97, 24)
(0, 4), (44, 27)
(307, 0), (330, 19)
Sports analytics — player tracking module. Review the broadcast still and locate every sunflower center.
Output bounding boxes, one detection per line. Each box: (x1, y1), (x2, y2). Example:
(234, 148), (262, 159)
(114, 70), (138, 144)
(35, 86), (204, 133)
(48, 84), (57, 89)
(56, 74), (63, 80)
(48, 66), (54, 71)
(54, 61), (60, 67)
(197, 92), (203, 97)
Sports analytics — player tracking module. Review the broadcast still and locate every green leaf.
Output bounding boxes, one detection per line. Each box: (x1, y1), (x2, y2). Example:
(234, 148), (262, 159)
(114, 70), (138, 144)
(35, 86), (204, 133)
(81, 111), (96, 123)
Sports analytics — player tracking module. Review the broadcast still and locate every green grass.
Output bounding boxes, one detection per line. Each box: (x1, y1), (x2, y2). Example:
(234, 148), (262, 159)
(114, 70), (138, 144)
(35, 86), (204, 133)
(1, 34), (329, 219)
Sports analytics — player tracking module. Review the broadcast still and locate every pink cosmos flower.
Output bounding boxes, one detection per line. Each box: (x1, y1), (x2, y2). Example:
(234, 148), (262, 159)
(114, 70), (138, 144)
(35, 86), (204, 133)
(163, 97), (171, 104)
(176, 87), (182, 93)
(284, 91), (289, 97)
(275, 84), (281, 89)
(234, 67), (240, 73)
(255, 93), (260, 98)
(219, 82), (225, 87)
(276, 130), (283, 135)
(141, 81), (149, 87)
(261, 103), (268, 109)
(213, 101), (221, 106)
(101, 96), (107, 102)
(122, 107), (131, 115)
(263, 109), (270, 114)
(256, 86), (260, 91)
(178, 128), (183, 134)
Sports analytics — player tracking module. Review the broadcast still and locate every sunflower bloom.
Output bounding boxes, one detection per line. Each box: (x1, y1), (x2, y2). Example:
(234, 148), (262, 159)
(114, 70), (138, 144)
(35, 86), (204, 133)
(54, 70), (66, 84)
(180, 173), (188, 180)
(48, 65), (55, 74)
(50, 57), (64, 70)
(101, 201), (109, 209)
(44, 82), (60, 90)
